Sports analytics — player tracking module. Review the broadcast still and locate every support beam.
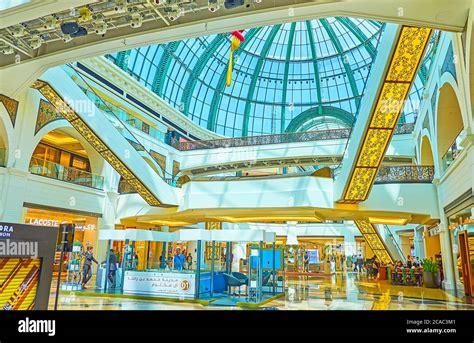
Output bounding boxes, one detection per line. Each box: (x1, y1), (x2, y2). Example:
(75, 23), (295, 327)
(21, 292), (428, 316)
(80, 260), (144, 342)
(305, 20), (323, 116)
(207, 28), (261, 132)
(280, 22), (296, 133)
(242, 25), (281, 136)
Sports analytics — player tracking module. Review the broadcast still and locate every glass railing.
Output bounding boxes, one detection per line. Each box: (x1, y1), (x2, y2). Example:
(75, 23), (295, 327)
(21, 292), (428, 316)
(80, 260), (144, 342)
(0, 148), (5, 167)
(441, 130), (465, 172)
(79, 87), (166, 143)
(375, 165), (434, 184)
(381, 224), (406, 263)
(29, 157), (104, 190)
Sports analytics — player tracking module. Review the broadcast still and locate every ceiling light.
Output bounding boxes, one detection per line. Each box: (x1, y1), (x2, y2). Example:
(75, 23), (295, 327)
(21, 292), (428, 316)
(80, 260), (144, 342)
(62, 34), (73, 43)
(114, 0), (127, 13)
(166, 5), (183, 21)
(93, 22), (107, 35)
(1, 46), (14, 55)
(11, 25), (26, 38)
(208, 0), (220, 12)
(130, 13), (143, 28)
(43, 17), (57, 30)
(29, 35), (44, 49)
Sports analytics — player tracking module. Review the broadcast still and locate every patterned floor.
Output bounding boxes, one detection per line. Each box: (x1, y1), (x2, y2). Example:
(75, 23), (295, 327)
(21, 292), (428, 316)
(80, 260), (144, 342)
(48, 272), (474, 310)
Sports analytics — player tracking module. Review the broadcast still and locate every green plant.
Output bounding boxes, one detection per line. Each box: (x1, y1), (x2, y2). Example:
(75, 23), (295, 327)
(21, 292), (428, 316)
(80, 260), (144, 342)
(421, 258), (439, 273)
(73, 240), (82, 246)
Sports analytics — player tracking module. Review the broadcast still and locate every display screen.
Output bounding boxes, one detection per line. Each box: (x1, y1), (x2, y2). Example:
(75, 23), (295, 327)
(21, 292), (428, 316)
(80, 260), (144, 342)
(0, 257), (42, 310)
(251, 249), (283, 270)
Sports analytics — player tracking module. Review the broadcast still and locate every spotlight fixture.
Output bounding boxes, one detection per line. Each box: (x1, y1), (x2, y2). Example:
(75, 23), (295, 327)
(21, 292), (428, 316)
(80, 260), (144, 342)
(29, 35), (44, 49)
(11, 25), (26, 38)
(93, 21), (107, 35)
(43, 17), (57, 30)
(166, 5), (183, 21)
(130, 13), (143, 28)
(208, 0), (220, 12)
(62, 34), (73, 43)
(1, 46), (14, 55)
(114, 0), (128, 13)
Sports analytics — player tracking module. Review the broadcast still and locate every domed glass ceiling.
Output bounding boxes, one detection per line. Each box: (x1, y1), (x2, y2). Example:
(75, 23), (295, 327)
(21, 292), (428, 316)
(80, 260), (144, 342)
(107, 17), (430, 137)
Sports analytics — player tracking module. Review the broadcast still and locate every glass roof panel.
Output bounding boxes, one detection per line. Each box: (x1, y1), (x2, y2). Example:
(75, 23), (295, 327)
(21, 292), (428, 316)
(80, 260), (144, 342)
(106, 17), (433, 137)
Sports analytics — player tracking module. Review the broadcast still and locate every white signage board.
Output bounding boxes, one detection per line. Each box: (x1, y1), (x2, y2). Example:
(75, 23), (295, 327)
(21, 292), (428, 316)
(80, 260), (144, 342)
(123, 271), (196, 298)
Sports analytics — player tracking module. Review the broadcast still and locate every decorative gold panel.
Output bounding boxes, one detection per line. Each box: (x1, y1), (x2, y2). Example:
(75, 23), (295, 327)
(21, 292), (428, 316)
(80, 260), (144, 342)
(150, 150), (166, 173)
(31, 79), (163, 207)
(369, 83), (411, 128)
(355, 220), (394, 264)
(206, 222), (222, 230)
(344, 168), (377, 202)
(356, 129), (392, 167)
(0, 94), (19, 127)
(386, 27), (432, 82)
(35, 99), (62, 134)
(172, 160), (180, 177)
(340, 26), (432, 203)
(69, 120), (109, 153)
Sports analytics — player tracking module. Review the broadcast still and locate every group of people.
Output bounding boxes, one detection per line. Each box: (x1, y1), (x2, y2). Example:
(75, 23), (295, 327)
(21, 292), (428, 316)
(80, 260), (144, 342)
(159, 248), (193, 271)
(80, 247), (118, 289)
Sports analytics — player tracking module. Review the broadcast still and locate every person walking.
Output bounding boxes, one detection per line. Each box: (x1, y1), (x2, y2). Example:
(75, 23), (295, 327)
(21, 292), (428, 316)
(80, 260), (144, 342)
(81, 246), (98, 289)
(107, 249), (118, 288)
(357, 254), (363, 273)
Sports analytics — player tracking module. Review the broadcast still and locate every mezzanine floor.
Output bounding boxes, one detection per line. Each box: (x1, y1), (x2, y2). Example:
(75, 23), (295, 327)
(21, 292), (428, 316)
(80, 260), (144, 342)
(48, 272), (474, 311)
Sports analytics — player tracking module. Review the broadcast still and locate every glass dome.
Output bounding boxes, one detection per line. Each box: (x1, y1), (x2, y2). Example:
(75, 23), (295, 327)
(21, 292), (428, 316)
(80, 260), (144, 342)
(106, 18), (428, 137)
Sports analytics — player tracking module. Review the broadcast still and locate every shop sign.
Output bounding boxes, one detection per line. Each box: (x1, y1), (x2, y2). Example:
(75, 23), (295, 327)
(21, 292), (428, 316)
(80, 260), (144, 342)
(123, 271), (196, 298)
(26, 218), (96, 231)
(0, 224), (14, 238)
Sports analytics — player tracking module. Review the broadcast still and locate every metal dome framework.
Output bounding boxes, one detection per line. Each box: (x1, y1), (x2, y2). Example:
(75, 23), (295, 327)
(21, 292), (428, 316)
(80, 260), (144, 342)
(107, 17), (433, 138)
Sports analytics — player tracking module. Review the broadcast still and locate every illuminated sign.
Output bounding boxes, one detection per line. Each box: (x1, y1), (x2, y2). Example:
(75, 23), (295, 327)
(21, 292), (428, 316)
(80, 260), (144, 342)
(26, 218), (95, 231)
(0, 224), (14, 238)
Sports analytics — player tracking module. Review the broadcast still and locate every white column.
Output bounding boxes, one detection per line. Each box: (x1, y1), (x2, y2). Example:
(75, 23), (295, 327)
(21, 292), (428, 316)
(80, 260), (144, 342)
(0, 168), (29, 223)
(413, 226), (425, 259)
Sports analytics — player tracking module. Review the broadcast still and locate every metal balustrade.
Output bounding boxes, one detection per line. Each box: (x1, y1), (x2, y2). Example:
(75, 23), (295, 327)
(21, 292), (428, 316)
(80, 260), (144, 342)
(375, 165), (434, 184)
(172, 123), (415, 151)
(29, 157), (104, 189)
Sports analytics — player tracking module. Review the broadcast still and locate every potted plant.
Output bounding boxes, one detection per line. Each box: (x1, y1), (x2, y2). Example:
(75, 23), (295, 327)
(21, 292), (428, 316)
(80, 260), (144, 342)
(421, 258), (441, 288)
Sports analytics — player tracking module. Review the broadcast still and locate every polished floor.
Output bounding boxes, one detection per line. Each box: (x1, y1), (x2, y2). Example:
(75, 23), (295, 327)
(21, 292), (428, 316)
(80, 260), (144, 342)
(48, 272), (474, 310)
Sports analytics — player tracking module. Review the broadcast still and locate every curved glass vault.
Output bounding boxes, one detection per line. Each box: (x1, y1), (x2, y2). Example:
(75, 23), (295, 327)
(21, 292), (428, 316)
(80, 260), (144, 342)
(107, 18), (433, 137)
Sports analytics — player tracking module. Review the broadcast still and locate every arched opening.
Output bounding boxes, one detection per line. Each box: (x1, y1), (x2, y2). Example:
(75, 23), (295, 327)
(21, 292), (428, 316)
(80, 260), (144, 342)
(420, 136), (434, 166)
(436, 83), (464, 171)
(28, 129), (104, 189)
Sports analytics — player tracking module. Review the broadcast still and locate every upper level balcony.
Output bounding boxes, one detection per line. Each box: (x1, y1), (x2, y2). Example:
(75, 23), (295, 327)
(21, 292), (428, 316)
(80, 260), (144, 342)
(29, 157), (104, 190)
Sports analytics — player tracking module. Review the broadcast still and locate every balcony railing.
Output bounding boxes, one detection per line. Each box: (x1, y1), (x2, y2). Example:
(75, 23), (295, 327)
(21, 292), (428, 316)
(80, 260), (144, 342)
(29, 157), (104, 190)
(0, 148), (5, 167)
(172, 123), (415, 151)
(118, 177), (181, 194)
(375, 165), (434, 184)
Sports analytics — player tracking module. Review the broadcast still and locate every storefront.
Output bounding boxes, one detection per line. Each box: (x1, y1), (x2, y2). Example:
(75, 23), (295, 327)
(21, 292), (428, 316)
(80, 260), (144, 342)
(448, 205), (474, 296)
(22, 205), (101, 273)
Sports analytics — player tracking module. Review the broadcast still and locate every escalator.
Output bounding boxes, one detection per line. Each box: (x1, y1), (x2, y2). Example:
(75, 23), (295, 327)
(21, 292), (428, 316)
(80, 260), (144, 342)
(354, 220), (405, 265)
(32, 67), (179, 207)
